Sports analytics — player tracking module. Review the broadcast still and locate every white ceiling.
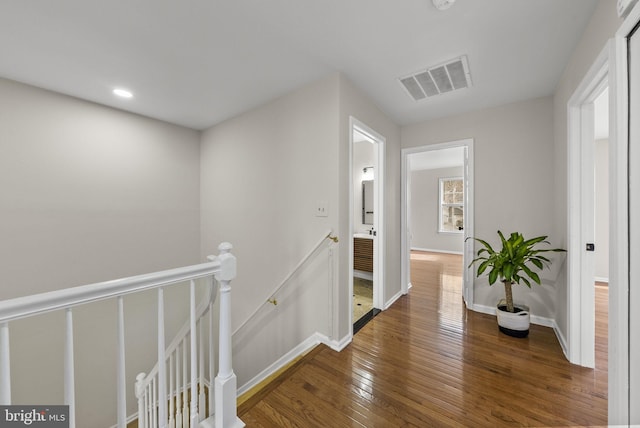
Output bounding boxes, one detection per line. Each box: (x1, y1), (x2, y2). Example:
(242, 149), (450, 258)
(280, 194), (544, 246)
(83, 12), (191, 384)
(0, 0), (598, 130)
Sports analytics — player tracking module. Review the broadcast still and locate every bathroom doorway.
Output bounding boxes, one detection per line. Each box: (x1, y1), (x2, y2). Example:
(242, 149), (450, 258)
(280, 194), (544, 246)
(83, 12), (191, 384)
(349, 117), (385, 334)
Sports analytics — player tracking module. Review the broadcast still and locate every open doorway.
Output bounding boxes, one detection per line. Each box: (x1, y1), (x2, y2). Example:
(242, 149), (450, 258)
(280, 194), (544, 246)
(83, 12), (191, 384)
(349, 118), (385, 334)
(401, 139), (474, 307)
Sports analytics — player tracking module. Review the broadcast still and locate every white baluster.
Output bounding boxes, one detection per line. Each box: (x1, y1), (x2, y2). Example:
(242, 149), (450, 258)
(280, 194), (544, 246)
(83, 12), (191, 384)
(117, 297), (126, 428)
(182, 338), (188, 428)
(169, 353), (175, 428)
(135, 373), (146, 428)
(190, 280), (199, 426)
(214, 243), (243, 428)
(198, 320), (205, 418)
(158, 288), (167, 428)
(65, 308), (76, 428)
(208, 297), (215, 418)
(152, 377), (157, 428)
(0, 323), (10, 405)
(175, 342), (182, 428)
(147, 383), (152, 428)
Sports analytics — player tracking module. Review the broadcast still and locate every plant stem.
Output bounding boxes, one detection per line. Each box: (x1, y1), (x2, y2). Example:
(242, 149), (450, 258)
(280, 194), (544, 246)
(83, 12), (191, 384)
(503, 280), (515, 312)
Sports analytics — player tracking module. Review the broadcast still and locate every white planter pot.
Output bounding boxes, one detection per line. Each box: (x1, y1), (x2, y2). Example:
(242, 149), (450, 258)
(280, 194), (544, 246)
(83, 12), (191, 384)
(496, 299), (530, 338)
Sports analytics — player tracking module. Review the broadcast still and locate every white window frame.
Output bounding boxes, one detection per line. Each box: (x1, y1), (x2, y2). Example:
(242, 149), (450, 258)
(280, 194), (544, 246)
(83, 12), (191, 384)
(438, 176), (464, 234)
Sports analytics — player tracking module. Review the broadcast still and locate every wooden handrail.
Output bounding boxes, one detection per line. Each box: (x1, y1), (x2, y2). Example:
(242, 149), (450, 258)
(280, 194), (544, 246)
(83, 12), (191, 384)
(232, 230), (337, 336)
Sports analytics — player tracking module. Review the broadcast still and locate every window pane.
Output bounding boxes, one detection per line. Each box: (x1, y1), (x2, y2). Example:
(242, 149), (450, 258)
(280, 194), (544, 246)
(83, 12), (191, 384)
(439, 177), (464, 233)
(441, 179), (464, 204)
(441, 205), (464, 232)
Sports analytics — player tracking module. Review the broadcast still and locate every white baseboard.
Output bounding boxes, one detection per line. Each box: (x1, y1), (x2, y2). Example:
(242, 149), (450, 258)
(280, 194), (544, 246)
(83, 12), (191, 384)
(552, 320), (569, 360)
(318, 331), (352, 352)
(594, 276), (609, 283)
(236, 333), (323, 397)
(471, 303), (568, 357)
(411, 247), (463, 255)
(236, 330), (352, 398)
(120, 331), (353, 428)
(384, 289), (404, 310)
(472, 303), (555, 327)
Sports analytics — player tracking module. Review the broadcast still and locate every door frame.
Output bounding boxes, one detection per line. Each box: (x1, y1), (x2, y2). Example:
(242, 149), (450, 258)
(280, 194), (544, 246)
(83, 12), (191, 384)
(566, 45), (608, 369)
(568, 32), (632, 424)
(401, 139), (474, 305)
(611, 5), (640, 424)
(349, 117), (385, 331)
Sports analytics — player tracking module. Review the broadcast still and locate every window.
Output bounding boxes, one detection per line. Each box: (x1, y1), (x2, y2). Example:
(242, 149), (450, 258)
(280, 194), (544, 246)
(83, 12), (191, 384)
(439, 177), (464, 233)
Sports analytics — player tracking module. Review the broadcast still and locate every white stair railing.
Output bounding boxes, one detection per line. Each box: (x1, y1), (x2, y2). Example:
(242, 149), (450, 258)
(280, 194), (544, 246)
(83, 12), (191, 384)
(135, 276), (219, 428)
(0, 242), (243, 428)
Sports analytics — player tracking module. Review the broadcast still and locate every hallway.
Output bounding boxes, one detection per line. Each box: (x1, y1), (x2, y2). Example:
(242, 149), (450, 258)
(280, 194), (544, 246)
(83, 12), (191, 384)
(238, 251), (607, 427)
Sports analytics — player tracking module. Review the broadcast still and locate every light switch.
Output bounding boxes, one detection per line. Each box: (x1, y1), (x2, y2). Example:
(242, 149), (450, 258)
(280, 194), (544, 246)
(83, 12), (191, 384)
(315, 200), (328, 217)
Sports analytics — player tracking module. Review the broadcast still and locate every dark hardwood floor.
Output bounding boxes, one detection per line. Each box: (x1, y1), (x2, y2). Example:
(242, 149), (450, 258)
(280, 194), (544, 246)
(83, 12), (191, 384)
(238, 251), (608, 427)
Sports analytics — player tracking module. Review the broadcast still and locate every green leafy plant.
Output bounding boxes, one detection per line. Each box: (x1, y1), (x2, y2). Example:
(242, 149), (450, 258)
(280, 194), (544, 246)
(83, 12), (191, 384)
(467, 231), (566, 313)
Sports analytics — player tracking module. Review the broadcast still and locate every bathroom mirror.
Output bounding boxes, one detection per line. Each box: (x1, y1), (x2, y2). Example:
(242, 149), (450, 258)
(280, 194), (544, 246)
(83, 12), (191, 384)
(362, 180), (373, 225)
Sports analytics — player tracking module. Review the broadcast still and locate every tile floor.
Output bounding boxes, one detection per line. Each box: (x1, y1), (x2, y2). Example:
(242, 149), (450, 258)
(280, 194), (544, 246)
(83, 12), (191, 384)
(353, 277), (373, 321)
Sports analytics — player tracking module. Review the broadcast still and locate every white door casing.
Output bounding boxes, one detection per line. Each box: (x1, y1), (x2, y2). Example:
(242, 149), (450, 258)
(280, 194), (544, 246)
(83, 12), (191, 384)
(349, 117), (386, 334)
(624, 12), (640, 426)
(400, 139), (474, 306)
(567, 45), (609, 369)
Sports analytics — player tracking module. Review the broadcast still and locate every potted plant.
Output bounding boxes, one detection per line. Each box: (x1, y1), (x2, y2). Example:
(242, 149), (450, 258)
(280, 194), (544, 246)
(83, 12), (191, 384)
(467, 231), (565, 338)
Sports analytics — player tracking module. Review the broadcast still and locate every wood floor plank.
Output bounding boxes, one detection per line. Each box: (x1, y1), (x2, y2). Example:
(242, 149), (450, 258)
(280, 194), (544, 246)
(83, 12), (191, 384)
(239, 251), (608, 427)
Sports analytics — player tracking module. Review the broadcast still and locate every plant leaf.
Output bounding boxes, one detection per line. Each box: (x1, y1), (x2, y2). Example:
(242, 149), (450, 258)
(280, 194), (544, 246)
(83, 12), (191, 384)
(488, 268), (499, 285)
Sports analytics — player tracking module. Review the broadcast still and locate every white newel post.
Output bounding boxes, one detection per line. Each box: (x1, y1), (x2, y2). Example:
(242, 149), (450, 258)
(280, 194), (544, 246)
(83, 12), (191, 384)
(214, 242), (244, 428)
(135, 373), (146, 428)
(0, 322), (10, 404)
(64, 309), (76, 428)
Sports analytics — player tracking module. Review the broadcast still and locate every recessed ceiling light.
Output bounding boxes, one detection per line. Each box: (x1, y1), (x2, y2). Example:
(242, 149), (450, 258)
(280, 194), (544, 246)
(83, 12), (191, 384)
(432, 0), (455, 11)
(113, 88), (133, 98)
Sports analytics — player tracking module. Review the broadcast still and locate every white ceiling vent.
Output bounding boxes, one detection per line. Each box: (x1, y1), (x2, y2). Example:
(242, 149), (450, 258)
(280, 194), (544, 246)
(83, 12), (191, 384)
(399, 56), (472, 101)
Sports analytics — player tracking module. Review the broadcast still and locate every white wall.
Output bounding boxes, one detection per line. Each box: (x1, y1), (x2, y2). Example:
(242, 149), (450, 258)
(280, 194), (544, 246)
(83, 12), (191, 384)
(353, 141), (375, 234)
(402, 96), (558, 318)
(410, 166), (464, 253)
(200, 73), (401, 386)
(595, 139), (609, 280)
(200, 74), (340, 387)
(0, 78), (202, 427)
